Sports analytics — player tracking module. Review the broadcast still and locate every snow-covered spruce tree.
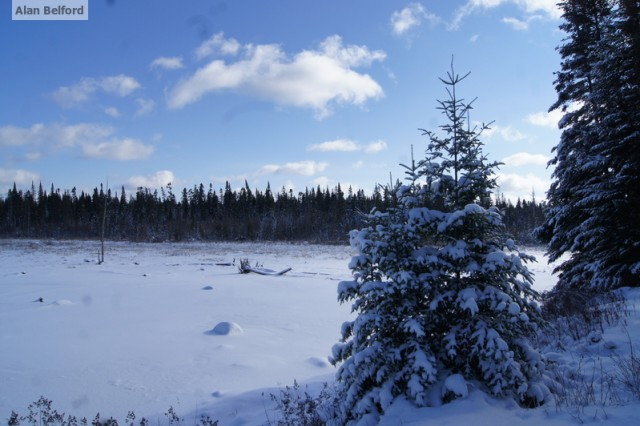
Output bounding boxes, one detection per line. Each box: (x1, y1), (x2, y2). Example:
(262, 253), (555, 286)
(538, 0), (640, 294)
(330, 64), (548, 424)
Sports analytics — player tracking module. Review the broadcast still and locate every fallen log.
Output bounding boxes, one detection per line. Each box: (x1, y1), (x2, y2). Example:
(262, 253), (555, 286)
(242, 266), (292, 276)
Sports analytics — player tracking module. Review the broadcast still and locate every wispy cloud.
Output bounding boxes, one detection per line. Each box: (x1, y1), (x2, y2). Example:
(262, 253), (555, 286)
(135, 98), (155, 116)
(168, 34), (386, 119)
(51, 75), (141, 108)
(502, 17), (529, 30)
(104, 106), (120, 118)
(307, 138), (388, 153)
(256, 160), (328, 176)
(502, 15), (543, 30)
(24, 152), (41, 161)
(390, 3), (441, 36)
(127, 170), (175, 189)
(451, 0), (561, 30)
(150, 56), (184, 70)
(502, 152), (550, 166)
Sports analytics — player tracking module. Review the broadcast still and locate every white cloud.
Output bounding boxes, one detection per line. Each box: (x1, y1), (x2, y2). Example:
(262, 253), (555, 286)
(485, 124), (526, 142)
(0, 168), (40, 186)
(51, 75), (141, 108)
(169, 34), (386, 119)
(135, 98), (155, 116)
(0, 122), (154, 161)
(502, 14), (543, 30)
(127, 170), (175, 189)
(308, 139), (360, 152)
(150, 56), (184, 70)
(307, 138), (388, 153)
(518, 0), (562, 18)
(365, 139), (388, 153)
(502, 17), (529, 30)
(100, 75), (141, 97)
(50, 80), (95, 107)
(56, 123), (116, 147)
(502, 152), (550, 166)
(390, 3), (441, 36)
(195, 32), (241, 60)
(318, 36), (386, 67)
(104, 106), (120, 117)
(312, 176), (331, 187)
(527, 109), (563, 129)
(24, 152), (41, 161)
(451, 0), (561, 30)
(82, 138), (154, 161)
(496, 171), (550, 201)
(0, 123), (45, 146)
(257, 160), (328, 176)
(0, 123), (114, 148)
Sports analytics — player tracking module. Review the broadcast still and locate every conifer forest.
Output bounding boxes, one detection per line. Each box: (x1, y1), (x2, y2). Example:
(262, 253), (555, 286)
(0, 181), (543, 244)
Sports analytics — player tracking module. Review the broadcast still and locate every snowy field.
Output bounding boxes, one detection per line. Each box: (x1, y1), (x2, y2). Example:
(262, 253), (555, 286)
(1, 239), (639, 425)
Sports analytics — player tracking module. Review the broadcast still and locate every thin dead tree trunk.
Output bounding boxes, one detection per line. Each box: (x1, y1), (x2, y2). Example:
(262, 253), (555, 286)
(99, 179), (108, 264)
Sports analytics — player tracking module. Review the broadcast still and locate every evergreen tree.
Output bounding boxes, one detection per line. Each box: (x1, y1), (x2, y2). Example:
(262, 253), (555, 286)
(539, 0), (640, 292)
(331, 64), (548, 424)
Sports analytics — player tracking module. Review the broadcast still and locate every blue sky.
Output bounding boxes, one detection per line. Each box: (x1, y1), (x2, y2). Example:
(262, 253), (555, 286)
(1, 0), (565, 202)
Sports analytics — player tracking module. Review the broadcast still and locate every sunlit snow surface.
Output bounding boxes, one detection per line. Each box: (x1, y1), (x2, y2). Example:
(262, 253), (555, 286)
(1, 240), (639, 425)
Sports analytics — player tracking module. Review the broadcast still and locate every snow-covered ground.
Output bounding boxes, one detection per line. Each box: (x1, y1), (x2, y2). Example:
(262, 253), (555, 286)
(1, 240), (639, 425)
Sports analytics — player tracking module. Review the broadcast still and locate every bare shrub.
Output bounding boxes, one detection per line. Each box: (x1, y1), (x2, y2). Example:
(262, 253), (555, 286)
(549, 357), (620, 412)
(540, 290), (639, 422)
(540, 289), (627, 346)
(613, 330), (640, 400)
(6, 397), (217, 426)
(265, 380), (343, 426)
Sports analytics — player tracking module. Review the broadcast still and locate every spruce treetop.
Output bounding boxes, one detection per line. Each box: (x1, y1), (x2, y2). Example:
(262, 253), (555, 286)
(414, 61), (501, 211)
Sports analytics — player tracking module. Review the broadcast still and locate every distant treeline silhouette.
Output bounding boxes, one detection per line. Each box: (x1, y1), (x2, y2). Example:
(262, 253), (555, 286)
(0, 181), (544, 244)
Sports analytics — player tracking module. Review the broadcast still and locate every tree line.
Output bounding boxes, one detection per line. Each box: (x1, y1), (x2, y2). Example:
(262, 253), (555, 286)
(0, 180), (544, 244)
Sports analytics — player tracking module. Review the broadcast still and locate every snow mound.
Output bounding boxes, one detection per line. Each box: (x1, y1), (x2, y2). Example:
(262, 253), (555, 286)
(51, 299), (74, 306)
(443, 374), (468, 399)
(207, 321), (244, 336)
